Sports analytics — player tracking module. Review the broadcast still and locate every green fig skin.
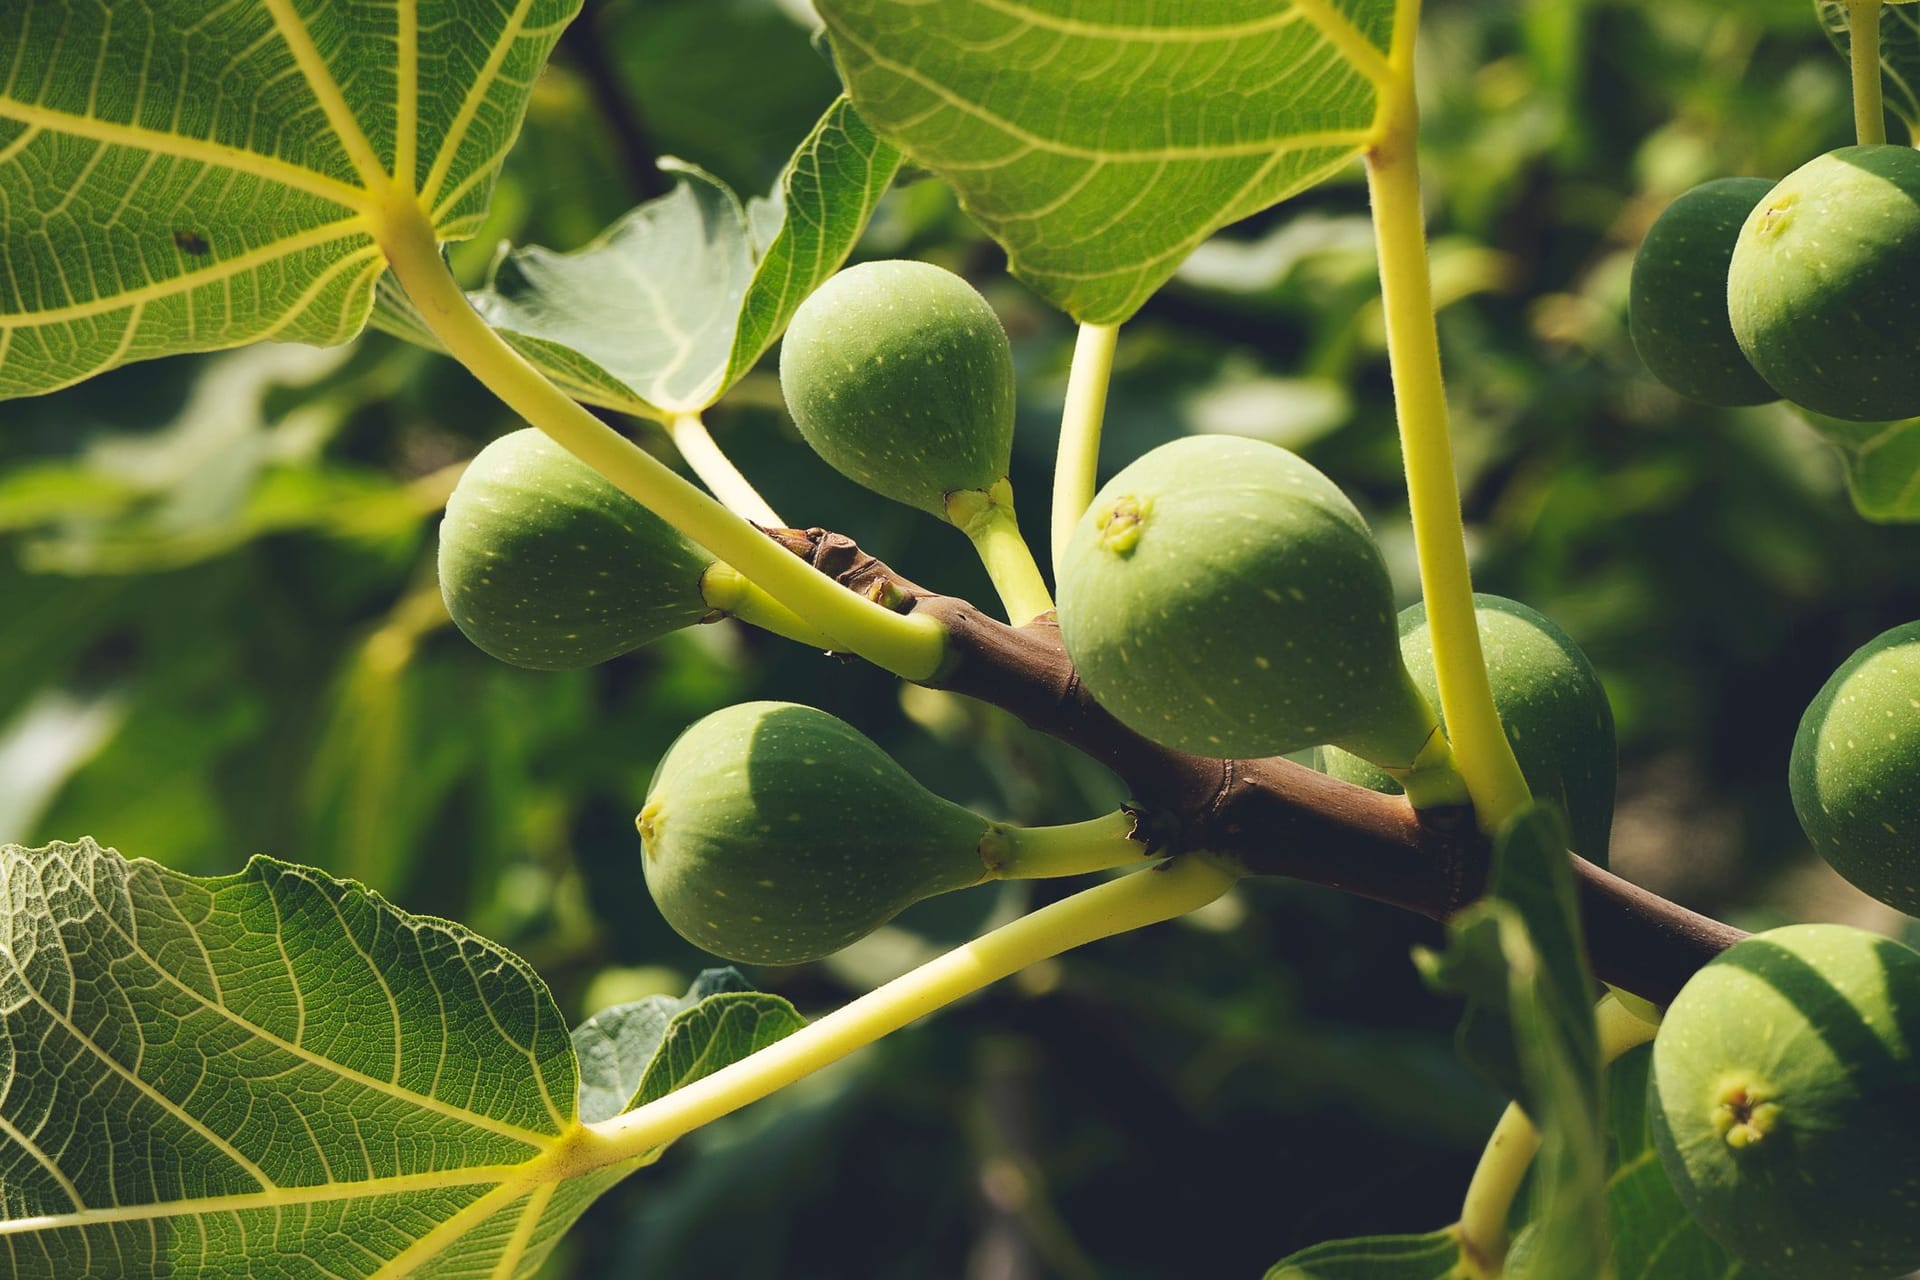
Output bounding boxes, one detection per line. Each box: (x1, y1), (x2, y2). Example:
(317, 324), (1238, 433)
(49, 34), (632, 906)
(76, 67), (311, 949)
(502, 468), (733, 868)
(438, 429), (716, 670)
(1790, 621), (1920, 914)
(779, 260), (1016, 518)
(1648, 924), (1920, 1280)
(1321, 595), (1617, 863)
(1629, 177), (1778, 407)
(638, 701), (994, 965)
(1729, 146), (1920, 422)
(1055, 435), (1436, 766)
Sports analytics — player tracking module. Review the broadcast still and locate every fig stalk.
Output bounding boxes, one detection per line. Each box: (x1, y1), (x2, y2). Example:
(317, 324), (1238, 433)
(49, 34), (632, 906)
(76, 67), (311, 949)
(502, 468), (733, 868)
(946, 480), (1054, 625)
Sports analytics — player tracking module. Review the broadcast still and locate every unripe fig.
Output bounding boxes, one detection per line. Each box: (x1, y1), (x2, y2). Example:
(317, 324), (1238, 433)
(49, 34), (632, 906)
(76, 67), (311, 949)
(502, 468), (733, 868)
(1648, 923), (1920, 1280)
(779, 260), (1015, 519)
(1056, 435), (1437, 769)
(1790, 620), (1920, 915)
(1629, 177), (1777, 407)
(1729, 146), (1920, 421)
(1320, 595), (1616, 862)
(438, 429), (715, 669)
(638, 701), (994, 964)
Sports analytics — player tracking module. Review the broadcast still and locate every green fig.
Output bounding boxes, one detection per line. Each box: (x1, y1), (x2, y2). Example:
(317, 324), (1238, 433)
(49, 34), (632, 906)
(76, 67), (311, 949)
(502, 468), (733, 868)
(1320, 595), (1617, 862)
(638, 701), (996, 964)
(1055, 435), (1439, 771)
(1790, 620), (1920, 915)
(778, 260), (1015, 519)
(1629, 177), (1778, 407)
(1729, 146), (1920, 421)
(1648, 923), (1920, 1280)
(438, 429), (716, 669)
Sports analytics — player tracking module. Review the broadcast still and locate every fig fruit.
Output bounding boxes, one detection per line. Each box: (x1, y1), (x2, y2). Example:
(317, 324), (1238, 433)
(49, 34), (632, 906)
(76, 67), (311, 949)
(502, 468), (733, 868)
(638, 701), (995, 964)
(1648, 923), (1920, 1280)
(1629, 177), (1778, 407)
(438, 429), (715, 669)
(1055, 435), (1438, 770)
(1320, 595), (1617, 862)
(1728, 146), (1920, 421)
(779, 260), (1015, 519)
(1790, 620), (1920, 915)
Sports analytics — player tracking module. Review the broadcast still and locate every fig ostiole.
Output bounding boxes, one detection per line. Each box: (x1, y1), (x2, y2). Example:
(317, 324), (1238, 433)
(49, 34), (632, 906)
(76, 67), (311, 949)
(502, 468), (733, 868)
(1648, 923), (1920, 1280)
(638, 701), (1151, 964)
(1321, 594), (1617, 861)
(1789, 619), (1920, 915)
(1728, 145), (1920, 421)
(1629, 176), (1778, 407)
(1056, 434), (1460, 795)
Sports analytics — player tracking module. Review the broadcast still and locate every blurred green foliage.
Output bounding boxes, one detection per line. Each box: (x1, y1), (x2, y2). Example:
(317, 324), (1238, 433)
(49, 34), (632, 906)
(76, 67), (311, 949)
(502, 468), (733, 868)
(2, 0), (1917, 1274)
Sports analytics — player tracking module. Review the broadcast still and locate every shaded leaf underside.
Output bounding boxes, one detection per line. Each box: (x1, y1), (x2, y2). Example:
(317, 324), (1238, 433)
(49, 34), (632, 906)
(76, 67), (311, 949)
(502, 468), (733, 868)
(0, 0), (579, 401)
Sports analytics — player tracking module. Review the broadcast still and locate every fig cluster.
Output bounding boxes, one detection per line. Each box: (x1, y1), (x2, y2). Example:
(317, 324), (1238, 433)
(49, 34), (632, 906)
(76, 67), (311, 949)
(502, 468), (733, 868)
(1631, 146), (1920, 420)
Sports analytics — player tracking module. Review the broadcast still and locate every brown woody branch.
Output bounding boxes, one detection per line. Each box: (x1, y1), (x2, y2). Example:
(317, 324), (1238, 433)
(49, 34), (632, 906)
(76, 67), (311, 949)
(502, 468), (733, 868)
(773, 528), (1748, 1006)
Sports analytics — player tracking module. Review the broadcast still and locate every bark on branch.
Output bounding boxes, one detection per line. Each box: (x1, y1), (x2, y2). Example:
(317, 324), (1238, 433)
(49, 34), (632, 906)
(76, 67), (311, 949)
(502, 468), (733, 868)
(770, 527), (1748, 1005)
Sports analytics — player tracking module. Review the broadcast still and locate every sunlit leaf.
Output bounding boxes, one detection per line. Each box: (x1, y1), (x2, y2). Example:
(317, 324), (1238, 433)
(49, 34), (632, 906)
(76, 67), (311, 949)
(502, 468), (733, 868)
(0, 0), (580, 401)
(0, 838), (801, 1276)
(1266, 1227), (1468, 1279)
(813, 0), (1401, 323)
(1820, 1), (1920, 134)
(373, 96), (899, 417)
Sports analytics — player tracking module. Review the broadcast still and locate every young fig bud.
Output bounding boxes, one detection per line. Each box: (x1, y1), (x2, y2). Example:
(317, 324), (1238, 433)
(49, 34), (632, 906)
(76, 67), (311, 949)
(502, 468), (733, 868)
(1790, 620), (1920, 914)
(779, 260), (1015, 519)
(1648, 924), (1920, 1280)
(437, 428), (715, 670)
(1321, 595), (1617, 862)
(1056, 434), (1437, 768)
(638, 701), (995, 964)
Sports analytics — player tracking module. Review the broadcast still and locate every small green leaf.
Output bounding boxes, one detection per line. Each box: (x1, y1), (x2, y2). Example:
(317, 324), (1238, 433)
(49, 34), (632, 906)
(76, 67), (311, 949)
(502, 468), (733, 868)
(572, 968), (754, 1124)
(0, 838), (802, 1277)
(372, 97), (901, 417)
(813, 0), (1400, 323)
(1416, 805), (1608, 1278)
(1602, 1045), (1772, 1280)
(1266, 1228), (1469, 1279)
(1794, 408), (1920, 523)
(0, 0), (578, 401)
(1820, 1), (1920, 134)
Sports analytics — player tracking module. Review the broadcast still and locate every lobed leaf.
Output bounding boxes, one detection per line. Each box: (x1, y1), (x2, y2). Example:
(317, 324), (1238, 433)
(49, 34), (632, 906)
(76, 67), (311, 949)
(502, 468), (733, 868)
(813, 0), (1401, 324)
(0, 838), (801, 1277)
(0, 0), (580, 402)
(371, 97), (902, 418)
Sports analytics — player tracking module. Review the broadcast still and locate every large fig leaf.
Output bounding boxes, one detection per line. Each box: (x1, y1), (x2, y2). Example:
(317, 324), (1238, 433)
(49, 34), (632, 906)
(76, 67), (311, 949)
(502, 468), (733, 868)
(0, 0), (578, 401)
(813, 0), (1402, 323)
(371, 96), (901, 417)
(0, 838), (801, 1277)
